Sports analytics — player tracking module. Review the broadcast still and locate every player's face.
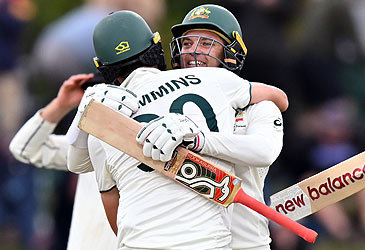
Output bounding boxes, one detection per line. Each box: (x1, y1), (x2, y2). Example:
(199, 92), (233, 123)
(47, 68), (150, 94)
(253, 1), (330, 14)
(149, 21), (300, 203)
(180, 30), (225, 68)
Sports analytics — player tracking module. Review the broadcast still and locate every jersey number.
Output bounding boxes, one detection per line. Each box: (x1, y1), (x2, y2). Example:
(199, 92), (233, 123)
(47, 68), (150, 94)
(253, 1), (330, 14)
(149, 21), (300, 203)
(134, 94), (218, 172)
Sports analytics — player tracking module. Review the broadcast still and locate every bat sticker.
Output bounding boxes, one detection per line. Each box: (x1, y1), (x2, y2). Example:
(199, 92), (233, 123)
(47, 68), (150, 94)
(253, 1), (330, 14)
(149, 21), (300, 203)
(175, 154), (237, 203)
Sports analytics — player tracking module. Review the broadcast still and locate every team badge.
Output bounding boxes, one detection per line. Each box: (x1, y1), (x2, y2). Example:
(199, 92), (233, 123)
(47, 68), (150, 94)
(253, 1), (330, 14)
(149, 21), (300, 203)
(115, 41), (130, 55)
(189, 7), (211, 20)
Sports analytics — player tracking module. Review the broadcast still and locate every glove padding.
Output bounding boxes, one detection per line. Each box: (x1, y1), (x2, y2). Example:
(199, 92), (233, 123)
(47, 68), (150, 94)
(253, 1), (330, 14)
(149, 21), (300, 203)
(79, 84), (139, 115)
(66, 84), (139, 147)
(136, 113), (205, 162)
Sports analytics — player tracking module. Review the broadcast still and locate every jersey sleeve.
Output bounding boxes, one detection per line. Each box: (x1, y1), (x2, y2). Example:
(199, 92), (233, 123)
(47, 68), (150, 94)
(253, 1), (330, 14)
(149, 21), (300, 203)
(90, 138), (116, 192)
(201, 101), (283, 168)
(216, 69), (252, 109)
(95, 163), (116, 193)
(9, 110), (69, 171)
(67, 146), (94, 174)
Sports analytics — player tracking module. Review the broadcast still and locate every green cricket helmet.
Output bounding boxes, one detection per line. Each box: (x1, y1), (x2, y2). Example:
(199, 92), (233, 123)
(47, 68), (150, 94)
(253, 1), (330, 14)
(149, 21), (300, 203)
(170, 4), (247, 74)
(93, 10), (166, 84)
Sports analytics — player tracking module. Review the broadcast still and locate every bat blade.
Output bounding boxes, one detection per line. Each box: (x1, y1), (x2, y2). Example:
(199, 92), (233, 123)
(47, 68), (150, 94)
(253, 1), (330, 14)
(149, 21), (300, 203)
(79, 100), (318, 243)
(270, 152), (365, 221)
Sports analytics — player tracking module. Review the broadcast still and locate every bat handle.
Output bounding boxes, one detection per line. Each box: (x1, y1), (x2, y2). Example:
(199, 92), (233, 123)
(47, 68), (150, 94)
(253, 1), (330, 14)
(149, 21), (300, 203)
(233, 188), (318, 243)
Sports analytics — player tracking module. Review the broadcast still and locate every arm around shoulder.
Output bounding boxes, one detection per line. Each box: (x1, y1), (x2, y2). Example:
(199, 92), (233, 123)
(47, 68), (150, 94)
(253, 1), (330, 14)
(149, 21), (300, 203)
(201, 101), (284, 168)
(250, 82), (289, 112)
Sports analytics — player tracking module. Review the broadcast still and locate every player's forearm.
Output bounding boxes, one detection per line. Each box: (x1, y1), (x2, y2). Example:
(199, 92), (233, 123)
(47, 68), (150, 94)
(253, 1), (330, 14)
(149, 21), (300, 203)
(9, 112), (69, 170)
(201, 132), (283, 168)
(9, 111), (56, 164)
(67, 145), (94, 173)
(101, 187), (119, 235)
(202, 101), (284, 168)
(250, 82), (289, 112)
(40, 97), (74, 123)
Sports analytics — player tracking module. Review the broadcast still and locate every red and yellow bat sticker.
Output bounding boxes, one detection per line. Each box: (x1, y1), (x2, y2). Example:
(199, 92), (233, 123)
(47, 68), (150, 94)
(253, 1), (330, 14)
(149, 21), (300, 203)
(175, 153), (241, 206)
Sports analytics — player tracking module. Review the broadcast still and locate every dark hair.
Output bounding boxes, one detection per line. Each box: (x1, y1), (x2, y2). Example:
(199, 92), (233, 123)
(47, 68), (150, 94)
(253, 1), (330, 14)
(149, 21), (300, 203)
(97, 42), (166, 84)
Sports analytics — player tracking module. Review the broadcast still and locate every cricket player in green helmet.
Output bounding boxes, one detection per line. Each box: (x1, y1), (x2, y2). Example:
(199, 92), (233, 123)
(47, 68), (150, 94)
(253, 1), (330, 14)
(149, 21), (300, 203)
(68, 8), (287, 250)
(92, 10), (166, 84)
(166, 5), (283, 249)
(170, 4), (247, 75)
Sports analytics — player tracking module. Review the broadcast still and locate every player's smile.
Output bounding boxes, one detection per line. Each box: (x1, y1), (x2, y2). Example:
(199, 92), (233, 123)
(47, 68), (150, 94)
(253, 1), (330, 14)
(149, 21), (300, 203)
(186, 58), (206, 67)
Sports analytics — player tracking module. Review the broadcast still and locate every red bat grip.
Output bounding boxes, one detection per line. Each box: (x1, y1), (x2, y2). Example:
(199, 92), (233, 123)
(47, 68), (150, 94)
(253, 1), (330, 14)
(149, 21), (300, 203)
(233, 188), (318, 243)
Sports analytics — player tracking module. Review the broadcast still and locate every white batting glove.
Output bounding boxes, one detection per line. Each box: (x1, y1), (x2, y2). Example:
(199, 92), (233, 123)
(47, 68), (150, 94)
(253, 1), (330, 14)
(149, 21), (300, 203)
(93, 84), (139, 116)
(76, 84), (139, 116)
(66, 84), (139, 148)
(136, 113), (205, 162)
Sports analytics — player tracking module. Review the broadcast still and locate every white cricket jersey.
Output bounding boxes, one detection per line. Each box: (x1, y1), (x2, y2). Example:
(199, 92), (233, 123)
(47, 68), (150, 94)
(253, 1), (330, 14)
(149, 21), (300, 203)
(89, 67), (252, 249)
(231, 101), (284, 250)
(8, 110), (117, 250)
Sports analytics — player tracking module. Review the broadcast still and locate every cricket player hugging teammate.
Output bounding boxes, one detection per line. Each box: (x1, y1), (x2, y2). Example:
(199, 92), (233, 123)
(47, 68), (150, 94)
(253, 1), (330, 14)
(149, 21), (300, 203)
(66, 5), (319, 250)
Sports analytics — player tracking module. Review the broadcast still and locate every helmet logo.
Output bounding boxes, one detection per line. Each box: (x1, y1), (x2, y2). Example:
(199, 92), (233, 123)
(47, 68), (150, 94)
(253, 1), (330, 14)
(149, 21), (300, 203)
(189, 7), (211, 19)
(115, 41), (130, 55)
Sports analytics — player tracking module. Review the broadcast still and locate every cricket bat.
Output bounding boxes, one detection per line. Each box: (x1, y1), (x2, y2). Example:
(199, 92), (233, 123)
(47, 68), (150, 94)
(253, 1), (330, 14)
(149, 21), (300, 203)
(270, 152), (365, 221)
(78, 100), (318, 243)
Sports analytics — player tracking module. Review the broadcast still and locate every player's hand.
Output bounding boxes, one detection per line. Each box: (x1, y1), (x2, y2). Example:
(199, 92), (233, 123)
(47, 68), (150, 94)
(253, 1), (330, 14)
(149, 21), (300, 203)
(78, 84), (139, 117)
(136, 113), (205, 162)
(56, 73), (94, 110)
(67, 84), (139, 148)
(94, 84), (139, 117)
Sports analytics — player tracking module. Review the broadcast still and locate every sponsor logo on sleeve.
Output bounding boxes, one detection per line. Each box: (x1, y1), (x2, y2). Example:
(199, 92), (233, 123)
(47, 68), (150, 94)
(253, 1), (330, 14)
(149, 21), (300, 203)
(273, 117), (283, 131)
